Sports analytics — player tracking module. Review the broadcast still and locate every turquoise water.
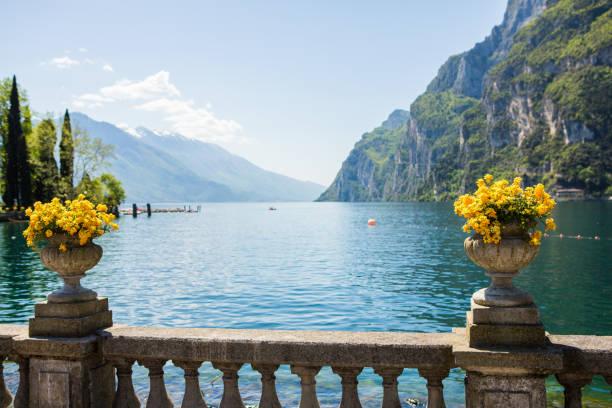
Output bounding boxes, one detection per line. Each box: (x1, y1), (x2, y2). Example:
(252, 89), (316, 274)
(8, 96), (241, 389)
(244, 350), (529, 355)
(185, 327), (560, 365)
(1, 201), (611, 407)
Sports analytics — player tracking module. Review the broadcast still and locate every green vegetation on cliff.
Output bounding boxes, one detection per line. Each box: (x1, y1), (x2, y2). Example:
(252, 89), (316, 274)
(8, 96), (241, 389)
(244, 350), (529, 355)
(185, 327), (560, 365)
(486, 0), (612, 195)
(319, 0), (612, 201)
(407, 91), (478, 201)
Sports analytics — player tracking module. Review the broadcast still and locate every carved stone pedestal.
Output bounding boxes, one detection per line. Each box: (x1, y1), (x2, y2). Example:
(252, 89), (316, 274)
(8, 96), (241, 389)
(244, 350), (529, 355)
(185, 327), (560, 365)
(23, 234), (115, 406)
(29, 297), (112, 338)
(12, 335), (115, 408)
(466, 299), (546, 348)
(464, 371), (547, 407)
(453, 329), (563, 408)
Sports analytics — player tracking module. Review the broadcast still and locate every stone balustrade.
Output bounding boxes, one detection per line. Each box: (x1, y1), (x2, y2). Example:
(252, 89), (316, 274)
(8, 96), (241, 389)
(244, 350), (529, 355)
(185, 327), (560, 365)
(0, 323), (611, 407)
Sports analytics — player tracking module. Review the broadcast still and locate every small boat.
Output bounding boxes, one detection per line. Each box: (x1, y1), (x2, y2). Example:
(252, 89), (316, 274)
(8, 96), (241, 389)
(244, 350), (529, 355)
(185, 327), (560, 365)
(268, 206), (277, 211)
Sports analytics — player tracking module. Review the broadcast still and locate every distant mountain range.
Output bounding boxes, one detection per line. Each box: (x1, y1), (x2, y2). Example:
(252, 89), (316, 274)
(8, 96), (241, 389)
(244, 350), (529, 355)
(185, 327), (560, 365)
(319, 0), (612, 201)
(70, 112), (324, 202)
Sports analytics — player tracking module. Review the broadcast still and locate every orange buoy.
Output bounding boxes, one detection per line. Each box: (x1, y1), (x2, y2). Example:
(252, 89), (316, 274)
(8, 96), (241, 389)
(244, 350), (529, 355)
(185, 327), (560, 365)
(559, 233), (564, 238)
(367, 219), (376, 226)
(595, 236), (600, 240)
(577, 234), (581, 239)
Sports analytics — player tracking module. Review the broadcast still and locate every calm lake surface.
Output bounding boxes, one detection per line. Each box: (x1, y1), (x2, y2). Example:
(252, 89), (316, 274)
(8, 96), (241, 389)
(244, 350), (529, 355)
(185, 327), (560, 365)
(1, 201), (611, 407)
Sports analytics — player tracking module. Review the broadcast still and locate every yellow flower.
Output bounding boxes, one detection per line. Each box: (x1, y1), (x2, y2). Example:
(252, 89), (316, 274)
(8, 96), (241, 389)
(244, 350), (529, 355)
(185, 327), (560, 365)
(456, 174), (556, 245)
(22, 195), (119, 250)
(59, 244), (67, 252)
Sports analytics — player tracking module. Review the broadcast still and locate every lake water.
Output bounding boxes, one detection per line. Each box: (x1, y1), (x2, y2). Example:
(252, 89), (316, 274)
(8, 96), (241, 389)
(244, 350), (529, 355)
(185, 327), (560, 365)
(1, 201), (611, 407)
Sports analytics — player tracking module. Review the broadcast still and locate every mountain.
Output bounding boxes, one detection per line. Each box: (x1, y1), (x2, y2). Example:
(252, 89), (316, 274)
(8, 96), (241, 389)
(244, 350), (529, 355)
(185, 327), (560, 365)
(70, 113), (324, 202)
(319, 0), (612, 201)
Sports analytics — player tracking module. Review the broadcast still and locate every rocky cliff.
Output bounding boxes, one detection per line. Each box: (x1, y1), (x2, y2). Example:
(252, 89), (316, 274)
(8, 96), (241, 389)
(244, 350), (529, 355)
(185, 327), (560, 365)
(319, 0), (612, 201)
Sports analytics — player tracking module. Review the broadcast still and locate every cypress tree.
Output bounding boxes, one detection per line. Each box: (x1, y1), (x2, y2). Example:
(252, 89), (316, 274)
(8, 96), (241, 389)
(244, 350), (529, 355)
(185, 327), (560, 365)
(60, 109), (74, 188)
(16, 102), (32, 206)
(5, 76), (22, 207)
(32, 119), (59, 201)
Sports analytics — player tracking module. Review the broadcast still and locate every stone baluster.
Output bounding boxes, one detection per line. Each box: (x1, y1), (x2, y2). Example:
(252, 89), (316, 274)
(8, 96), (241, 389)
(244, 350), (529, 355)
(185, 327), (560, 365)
(556, 373), (593, 408)
(173, 360), (207, 408)
(10, 355), (28, 408)
(110, 358), (140, 408)
(418, 368), (449, 408)
(252, 363), (282, 408)
(332, 366), (363, 408)
(140, 359), (174, 408)
(290, 365), (322, 408)
(373, 367), (403, 408)
(212, 362), (245, 408)
(0, 356), (12, 408)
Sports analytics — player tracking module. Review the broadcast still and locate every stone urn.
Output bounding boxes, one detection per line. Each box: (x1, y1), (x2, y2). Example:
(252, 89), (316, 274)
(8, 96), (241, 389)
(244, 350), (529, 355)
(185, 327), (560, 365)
(41, 233), (102, 303)
(464, 222), (539, 307)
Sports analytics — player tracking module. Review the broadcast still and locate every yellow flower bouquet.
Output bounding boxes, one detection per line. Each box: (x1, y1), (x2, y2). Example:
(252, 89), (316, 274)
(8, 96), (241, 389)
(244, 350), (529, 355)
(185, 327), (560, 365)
(23, 194), (119, 251)
(454, 175), (556, 245)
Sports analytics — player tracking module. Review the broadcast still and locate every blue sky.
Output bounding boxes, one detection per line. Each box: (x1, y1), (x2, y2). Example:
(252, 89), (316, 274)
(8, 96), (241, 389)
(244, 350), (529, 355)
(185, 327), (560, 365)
(3, 0), (507, 186)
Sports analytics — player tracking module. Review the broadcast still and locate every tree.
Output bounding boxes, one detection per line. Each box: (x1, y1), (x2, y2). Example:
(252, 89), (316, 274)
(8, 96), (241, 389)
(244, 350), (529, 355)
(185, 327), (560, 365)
(0, 77), (30, 206)
(73, 126), (115, 184)
(15, 94), (32, 206)
(74, 173), (125, 209)
(2, 80), (19, 206)
(100, 173), (125, 208)
(59, 109), (74, 192)
(30, 119), (59, 201)
(75, 173), (103, 204)
(4, 76), (32, 207)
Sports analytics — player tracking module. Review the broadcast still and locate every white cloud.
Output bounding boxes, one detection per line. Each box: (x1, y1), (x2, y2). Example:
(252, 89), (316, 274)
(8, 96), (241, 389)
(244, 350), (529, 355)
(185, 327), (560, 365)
(84, 58), (95, 65)
(99, 71), (179, 100)
(136, 98), (243, 143)
(73, 71), (178, 107)
(73, 70), (244, 143)
(43, 56), (80, 69)
(78, 48), (88, 52)
(102, 64), (114, 72)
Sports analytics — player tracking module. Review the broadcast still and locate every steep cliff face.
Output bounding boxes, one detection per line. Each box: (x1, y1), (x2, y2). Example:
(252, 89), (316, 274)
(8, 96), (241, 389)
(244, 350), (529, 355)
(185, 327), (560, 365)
(427, 0), (548, 98)
(319, 0), (612, 201)
(476, 0), (612, 192)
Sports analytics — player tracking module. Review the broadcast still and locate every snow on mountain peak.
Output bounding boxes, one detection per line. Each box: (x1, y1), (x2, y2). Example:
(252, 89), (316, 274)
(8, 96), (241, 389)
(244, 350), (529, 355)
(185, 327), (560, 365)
(116, 123), (142, 138)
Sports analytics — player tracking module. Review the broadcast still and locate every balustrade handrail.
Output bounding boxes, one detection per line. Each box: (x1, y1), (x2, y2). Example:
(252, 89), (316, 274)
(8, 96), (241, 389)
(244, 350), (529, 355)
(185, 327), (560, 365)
(2, 324), (612, 371)
(101, 325), (458, 368)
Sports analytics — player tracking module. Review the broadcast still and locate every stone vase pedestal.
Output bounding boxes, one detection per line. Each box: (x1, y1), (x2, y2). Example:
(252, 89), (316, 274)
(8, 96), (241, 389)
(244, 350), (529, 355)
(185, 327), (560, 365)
(25, 234), (115, 407)
(463, 223), (545, 348)
(457, 223), (555, 407)
(29, 234), (112, 338)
